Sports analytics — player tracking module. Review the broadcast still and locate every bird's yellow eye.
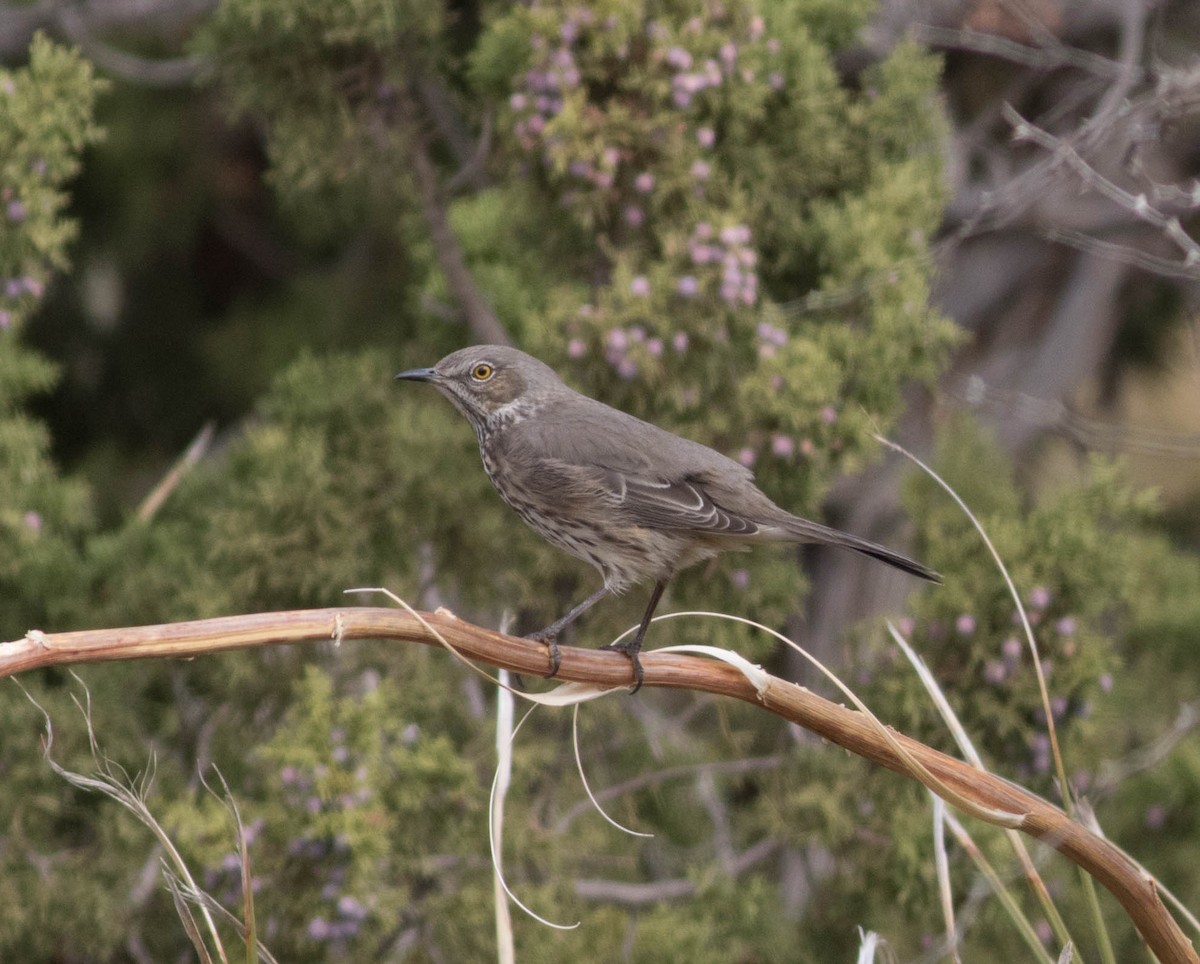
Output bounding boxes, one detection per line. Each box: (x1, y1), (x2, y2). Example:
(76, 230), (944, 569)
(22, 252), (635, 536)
(471, 363), (495, 382)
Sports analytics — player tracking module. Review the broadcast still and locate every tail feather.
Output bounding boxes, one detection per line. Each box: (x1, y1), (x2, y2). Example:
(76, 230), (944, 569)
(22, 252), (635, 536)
(779, 516), (942, 583)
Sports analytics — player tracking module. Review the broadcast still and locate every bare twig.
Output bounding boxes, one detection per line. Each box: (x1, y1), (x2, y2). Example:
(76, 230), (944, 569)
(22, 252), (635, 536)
(573, 838), (780, 906)
(2, 607), (1197, 961)
(137, 422), (216, 522)
(408, 116), (513, 346)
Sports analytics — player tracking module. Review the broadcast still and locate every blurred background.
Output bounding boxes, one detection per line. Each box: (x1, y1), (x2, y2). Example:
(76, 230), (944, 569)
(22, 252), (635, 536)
(1, 0), (1198, 960)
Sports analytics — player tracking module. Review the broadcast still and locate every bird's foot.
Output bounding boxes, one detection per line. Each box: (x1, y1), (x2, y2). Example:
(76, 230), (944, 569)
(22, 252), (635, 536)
(525, 630), (561, 678)
(601, 639), (645, 694)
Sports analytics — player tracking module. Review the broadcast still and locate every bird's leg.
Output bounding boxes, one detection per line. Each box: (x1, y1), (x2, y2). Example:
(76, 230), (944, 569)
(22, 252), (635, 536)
(603, 579), (668, 694)
(527, 585), (610, 678)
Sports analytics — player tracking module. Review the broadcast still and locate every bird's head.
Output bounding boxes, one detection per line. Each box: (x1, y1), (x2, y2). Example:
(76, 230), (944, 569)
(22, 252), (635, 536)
(395, 345), (563, 428)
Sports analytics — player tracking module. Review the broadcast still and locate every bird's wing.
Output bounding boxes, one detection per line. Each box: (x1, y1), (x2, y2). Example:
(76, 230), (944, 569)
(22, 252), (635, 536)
(501, 395), (778, 535)
(597, 470), (765, 536)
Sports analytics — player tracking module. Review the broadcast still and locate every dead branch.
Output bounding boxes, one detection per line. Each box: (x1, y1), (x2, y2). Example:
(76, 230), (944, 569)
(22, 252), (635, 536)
(1, 607), (1195, 962)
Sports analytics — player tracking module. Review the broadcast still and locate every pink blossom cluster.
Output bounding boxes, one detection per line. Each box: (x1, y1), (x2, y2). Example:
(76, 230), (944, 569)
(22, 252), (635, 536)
(687, 222), (759, 306)
(601, 323), (676, 380)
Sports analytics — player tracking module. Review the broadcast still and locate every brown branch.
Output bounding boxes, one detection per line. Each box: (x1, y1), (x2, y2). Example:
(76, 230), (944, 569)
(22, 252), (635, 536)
(2, 608), (1195, 962)
(409, 123), (513, 347)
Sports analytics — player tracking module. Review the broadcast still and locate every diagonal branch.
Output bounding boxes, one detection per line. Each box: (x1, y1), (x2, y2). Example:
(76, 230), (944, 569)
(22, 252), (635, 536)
(1, 607), (1195, 963)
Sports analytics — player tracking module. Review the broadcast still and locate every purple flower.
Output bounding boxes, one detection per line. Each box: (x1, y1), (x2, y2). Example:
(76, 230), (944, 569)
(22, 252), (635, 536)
(690, 243), (715, 264)
(634, 171), (655, 193)
(1145, 804), (1167, 830)
(955, 614), (976, 635)
(666, 47), (693, 70)
(769, 72), (785, 91)
(737, 447), (757, 467)
(696, 127), (715, 147)
(308, 918), (333, 940)
(731, 569), (750, 589)
(1002, 636), (1022, 660)
(509, 93), (527, 111)
(1055, 616), (1077, 636)
(672, 332), (689, 352)
(7, 200), (26, 222)
(693, 222), (713, 240)
(1099, 673), (1113, 692)
(593, 170), (614, 189)
(983, 660), (1006, 685)
(23, 511), (42, 532)
(0, 310), (10, 330)
(601, 146), (620, 168)
(630, 276), (651, 297)
(770, 434), (794, 457)
(749, 15), (765, 39)
(616, 358), (638, 380)
(338, 896), (368, 919)
(628, 325), (646, 343)
(4, 279), (21, 298)
(646, 337), (664, 357)
(24, 277), (43, 297)
(767, 38), (781, 54)
(606, 328), (628, 351)
(897, 617), (915, 636)
(1050, 696), (1068, 719)
(567, 338), (586, 358)
(690, 160), (711, 180)
(624, 205), (644, 227)
(719, 42), (738, 67)
(676, 275), (699, 297)
(672, 89), (692, 108)
(721, 281), (740, 304)
(1035, 920), (1053, 945)
(1029, 586), (1051, 610)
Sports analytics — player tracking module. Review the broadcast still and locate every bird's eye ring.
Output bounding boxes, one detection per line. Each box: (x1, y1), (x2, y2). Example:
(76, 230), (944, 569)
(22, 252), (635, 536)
(471, 363), (495, 382)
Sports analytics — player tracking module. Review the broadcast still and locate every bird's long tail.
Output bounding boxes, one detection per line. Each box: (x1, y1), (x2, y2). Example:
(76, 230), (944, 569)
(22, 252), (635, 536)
(780, 516), (942, 583)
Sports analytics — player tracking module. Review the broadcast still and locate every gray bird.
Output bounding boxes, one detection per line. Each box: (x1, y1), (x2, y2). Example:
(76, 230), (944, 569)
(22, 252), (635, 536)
(397, 345), (939, 689)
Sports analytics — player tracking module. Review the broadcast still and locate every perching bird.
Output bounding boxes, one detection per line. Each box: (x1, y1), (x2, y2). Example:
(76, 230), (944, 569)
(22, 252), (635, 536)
(396, 345), (939, 689)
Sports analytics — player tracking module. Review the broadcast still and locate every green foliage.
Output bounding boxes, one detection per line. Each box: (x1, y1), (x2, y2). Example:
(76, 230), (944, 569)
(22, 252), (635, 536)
(0, 34), (105, 330)
(0, 36), (102, 635)
(3, 1), (1199, 961)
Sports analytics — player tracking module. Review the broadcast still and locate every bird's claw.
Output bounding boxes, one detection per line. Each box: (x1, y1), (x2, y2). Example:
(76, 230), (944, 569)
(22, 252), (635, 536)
(601, 640), (645, 694)
(526, 631), (561, 678)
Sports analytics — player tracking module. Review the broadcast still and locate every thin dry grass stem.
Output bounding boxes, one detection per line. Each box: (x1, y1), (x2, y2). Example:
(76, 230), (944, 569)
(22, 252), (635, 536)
(492, 671), (517, 962)
(164, 872), (216, 964)
(199, 767), (263, 964)
(571, 707), (652, 838)
(161, 869), (281, 964)
(643, 612), (1023, 828)
(890, 624), (1074, 950)
(344, 588), (619, 708)
(872, 434), (1074, 817)
(932, 798), (962, 964)
(944, 812), (1057, 964)
(874, 435), (1126, 960)
(487, 700), (580, 931)
(17, 676), (232, 964)
(4, 611), (1195, 962)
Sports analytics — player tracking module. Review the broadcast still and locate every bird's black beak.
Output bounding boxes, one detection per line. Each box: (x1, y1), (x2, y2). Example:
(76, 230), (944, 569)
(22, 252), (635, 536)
(394, 367), (437, 383)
